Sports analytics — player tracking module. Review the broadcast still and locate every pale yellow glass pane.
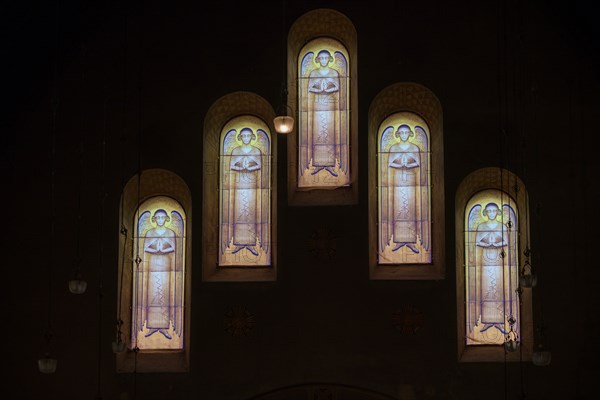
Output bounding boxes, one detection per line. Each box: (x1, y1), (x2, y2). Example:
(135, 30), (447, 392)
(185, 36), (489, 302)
(464, 189), (519, 345)
(219, 116), (271, 267)
(298, 37), (350, 188)
(132, 196), (186, 350)
(377, 112), (432, 265)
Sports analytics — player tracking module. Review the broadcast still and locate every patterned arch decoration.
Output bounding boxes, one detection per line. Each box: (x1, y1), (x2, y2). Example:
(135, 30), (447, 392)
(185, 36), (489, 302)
(456, 167), (533, 362)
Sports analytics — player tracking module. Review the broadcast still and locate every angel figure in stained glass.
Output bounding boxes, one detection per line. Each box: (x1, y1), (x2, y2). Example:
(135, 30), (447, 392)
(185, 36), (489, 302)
(379, 124), (430, 263)
(135, 208), (184, 345)
(299, 48), (349, 186)
(220, 127), (271, 266)
(466, 200), (519, 344)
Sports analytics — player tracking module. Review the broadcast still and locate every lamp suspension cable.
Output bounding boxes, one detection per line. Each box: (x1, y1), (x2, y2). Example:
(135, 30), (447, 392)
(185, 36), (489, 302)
(96, 51), (109, 400)
(273, 0), (294, 134)
(39, 0), (61, 375)
(132, 0), (144, 354)
(132, 5), (144, 397)
(69, 40), (87, 295)
(114, 8), (129, 354)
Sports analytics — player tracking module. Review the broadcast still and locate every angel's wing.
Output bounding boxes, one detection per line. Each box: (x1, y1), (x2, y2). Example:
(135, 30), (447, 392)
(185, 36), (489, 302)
(413, 126), (430, 251)
(300, 51), (314, 77)
(502, 203), (517, 233)
(137, 210), (152, 243)
(134, 210), (152, 334)
(220, 129), (237, 255)
(334, 51), (347, 77)
(413, 126), (429, 184)
(256, 129), (271, 254)
(467, 205), (484, 278)
(466, 204), (483, 334)
(380, 126), (395, 152)
(502, 203), (518, 263)
(170, 211), (184, 271)
(255, 128), (270, 156)
(334, 51), (349, 174)
(379, 126), (395, 253)
(300, 52), (314, 174)
(222, 129), (238, 156)
(170, 211), (185, 337)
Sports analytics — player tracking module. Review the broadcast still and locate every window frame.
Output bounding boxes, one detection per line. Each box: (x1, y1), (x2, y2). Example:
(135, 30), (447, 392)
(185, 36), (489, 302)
(202, 91), (277, 282)
(116, 168), (192, 373)
(455, 167), (533, 362)
(367, 83), (445, 280)
(287, 9), (358, 206)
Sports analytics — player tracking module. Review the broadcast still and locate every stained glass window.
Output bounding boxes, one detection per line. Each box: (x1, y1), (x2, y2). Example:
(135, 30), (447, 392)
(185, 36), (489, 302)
(298, 37), (350, 189)
(132, 195), (186, 350)
(464, 189), (519, 346)
(218, 115), (271, 266)
(377, 112), (431, 265)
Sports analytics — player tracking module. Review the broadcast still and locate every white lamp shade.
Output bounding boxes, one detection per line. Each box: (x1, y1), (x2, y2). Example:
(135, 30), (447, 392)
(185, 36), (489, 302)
(38, 357), (58, 373)
(520, 273), (537, 288)
(112, 341), (127, 353)
(273, 116), (294, 134)
(68, 279), (87, 294)
(504, 339), (520, 352)
(532, 349), (552, 366)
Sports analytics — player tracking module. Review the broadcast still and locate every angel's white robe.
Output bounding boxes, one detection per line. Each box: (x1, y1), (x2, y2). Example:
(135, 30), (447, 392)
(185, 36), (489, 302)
(308, 67), (340, 168)
(389, 143), (421, 246)
(475, 221), (509, 327)
(230, 146), (262, 246)
(143, 228), (176, 331)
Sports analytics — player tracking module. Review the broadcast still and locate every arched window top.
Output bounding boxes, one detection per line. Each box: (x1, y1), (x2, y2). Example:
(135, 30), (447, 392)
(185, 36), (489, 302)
(287, 9), (358, 205)
(203, 92), (277, 281)
(368, 82), (443, 137)
(368, 83), (444, 280)
(288, 8), (357, 51)
(456, 167), (533, 362)
(117, 168), (192, 373)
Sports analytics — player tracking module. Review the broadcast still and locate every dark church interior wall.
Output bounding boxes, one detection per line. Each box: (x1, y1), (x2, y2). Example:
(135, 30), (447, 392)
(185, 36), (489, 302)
(10, 0), (599, 399)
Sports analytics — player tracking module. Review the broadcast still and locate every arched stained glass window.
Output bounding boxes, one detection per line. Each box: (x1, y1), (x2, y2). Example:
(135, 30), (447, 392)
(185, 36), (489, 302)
(287, 9), (358, 206)
(132, 196), (186, 350)
(117, 168), (192, 372)
(202, 91), (277, 282)
(219, 115), (272, 267)
(298, 37), (350, 189)
(377, 112), (431, 265)
(368, 83), (444, 280)
(464, 189), (519, 346)
(455, 167), (533, 362)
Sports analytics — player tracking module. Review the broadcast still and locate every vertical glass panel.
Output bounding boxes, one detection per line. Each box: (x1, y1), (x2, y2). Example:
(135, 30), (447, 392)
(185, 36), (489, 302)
(298, 37), (350, 188)
(464, 189), (519, 345)
(377, 112), (431, 264)
(219, 116), (271, 266)
(132, 196), (186, 350)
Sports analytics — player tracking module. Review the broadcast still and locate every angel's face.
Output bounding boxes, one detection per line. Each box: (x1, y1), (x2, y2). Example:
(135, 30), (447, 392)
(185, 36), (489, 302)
(240, 130), (253, 145)
(316, 54), (331, 67)
(398, 127), (411, 141)
(484, 206), (498, 220)
(154, 211), (168, 226)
